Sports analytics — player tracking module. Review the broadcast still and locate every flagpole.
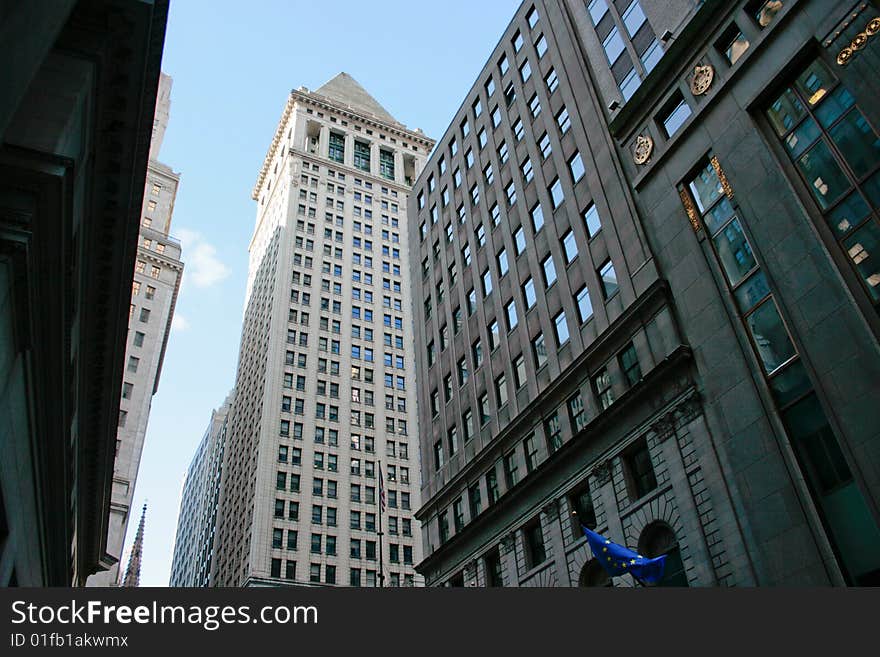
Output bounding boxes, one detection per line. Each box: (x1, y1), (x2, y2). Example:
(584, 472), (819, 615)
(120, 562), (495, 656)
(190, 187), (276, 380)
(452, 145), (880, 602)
(377, 460), (385, 588)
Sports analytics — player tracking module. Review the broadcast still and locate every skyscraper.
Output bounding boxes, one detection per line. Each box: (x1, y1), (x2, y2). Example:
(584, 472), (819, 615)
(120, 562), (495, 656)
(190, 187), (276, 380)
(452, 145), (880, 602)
(169, 394), (232, 587)
(410, 0), (880, 587)
(209, 74), (434, 587)
(87, 72), (185, 586)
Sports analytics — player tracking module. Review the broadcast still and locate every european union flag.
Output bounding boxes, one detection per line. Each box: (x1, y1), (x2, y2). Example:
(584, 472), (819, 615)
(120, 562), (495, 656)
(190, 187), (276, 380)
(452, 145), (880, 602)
(582, 526), (667, 584)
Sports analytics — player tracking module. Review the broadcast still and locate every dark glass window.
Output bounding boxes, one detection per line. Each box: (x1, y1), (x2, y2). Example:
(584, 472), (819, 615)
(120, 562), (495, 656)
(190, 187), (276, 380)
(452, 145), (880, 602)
(767, 58), (880, 304)
(524, 521), (546, 568)
(624, 438), (657, 499)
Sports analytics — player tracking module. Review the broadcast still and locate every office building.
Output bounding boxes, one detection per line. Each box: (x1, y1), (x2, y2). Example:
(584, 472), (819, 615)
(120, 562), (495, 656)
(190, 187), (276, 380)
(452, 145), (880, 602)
(209, 74), (434, 587)
(169, 395), (232, 587)
(0, 0), (169, 586)
(411, 0), (880, 587)
(87, 71), (184, 586)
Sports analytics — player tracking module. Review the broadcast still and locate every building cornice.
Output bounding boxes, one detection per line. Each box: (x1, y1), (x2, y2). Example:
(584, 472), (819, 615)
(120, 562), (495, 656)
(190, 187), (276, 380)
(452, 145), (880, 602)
(251, 89), (434, 201)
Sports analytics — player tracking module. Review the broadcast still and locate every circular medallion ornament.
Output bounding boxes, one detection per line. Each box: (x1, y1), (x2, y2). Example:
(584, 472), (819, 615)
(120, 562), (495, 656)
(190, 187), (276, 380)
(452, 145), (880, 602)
(852, 31), (869, 49)
(633, 134), (653, 165)
(867, 17), (880, 36)
(689, 64), (715, 96)
(837, 46), (854, 65)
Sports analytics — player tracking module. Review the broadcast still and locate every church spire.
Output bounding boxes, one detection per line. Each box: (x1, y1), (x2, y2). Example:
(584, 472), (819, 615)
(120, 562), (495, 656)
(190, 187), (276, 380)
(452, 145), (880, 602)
(121, 503), (147, 587)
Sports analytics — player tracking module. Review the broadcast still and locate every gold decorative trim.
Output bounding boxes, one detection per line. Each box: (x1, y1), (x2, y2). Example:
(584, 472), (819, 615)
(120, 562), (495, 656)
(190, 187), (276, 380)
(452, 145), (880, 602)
(633, 134), (653, 165)
(710, 156), (734, 200)
(689, 64), (714, 96)
(836, 17), (879, 65)
(678, 188), (701, 232)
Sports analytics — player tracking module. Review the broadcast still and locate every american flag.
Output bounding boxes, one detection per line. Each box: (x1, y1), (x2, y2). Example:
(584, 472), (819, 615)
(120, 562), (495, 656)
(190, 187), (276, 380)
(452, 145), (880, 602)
(379, 463), (386, 511)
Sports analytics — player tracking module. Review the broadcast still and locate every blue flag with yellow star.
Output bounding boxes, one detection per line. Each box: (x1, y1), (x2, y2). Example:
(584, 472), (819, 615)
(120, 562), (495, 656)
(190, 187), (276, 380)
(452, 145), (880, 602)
(582, 526), (667, 584)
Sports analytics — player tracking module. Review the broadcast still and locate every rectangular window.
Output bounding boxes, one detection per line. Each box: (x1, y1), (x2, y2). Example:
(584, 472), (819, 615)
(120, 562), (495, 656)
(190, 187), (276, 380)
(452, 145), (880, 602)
(619, 342), (642, 387)
(599, 260), (619, 298)
(524, 521), (546, 568)
(576, 286), (594, 321)
(354, 140), (371, 172)
(329, 133), (345, 163)
(624, 438), (658, 499)
(545, 413), (562, 453)
(568, 393), (587, 432)
(553, 310), (570, 346)
(661, 93), (692, 138)
(594, 367), (614, 410)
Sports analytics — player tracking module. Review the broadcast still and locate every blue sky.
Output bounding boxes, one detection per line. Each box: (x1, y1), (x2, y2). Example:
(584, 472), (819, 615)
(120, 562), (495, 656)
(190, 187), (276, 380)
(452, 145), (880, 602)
(129, 0), (521, 586)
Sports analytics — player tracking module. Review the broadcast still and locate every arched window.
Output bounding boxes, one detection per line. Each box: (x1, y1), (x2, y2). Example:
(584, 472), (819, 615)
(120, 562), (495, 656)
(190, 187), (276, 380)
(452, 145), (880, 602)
(578, 559), (612, 587)
(638, 521), (688, 587)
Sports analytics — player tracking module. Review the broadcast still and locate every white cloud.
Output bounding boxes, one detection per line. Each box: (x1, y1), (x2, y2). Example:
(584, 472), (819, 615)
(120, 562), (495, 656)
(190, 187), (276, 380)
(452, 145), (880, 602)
(175, 228), (230, 289)
(171, 314), (190, 332)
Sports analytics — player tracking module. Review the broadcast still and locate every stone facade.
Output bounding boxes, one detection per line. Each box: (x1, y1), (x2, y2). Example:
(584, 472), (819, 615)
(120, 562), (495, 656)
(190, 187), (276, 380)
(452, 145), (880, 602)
(208, 74), (435, 587)
(411, 0), (880, 587)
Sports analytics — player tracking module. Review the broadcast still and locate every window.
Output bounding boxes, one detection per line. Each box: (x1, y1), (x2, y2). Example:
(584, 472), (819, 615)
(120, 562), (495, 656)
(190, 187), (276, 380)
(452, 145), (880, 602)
(530, 203), (544, 232)
(482, 269), (493, 296)
(354, 140), (371, 171)
(434, 440), (444, 471)
(619, 67), (642, 102)
(619, 343), (642, 387)
(549, 178), (564, 209)
(513, 30), (524, 52)
(766, 57), (880, 305)
(473, 97), (483, 118)
(602, 25), (625, 64)
(505, 299), (518, 330)
(553, 311), (569, 346)
(599, 260), (619, 299)
(526, 6), (539, 28)
(533, 133), (550, 162)
(514, 226), (527, 255)
(570, 484), (597, 534)
(661, 94), (692, 138)
(491, 105), (501, 129)
(472, 339), (483, 368)
(624, 438), (657, 499)
(478, 127), (487, 149)
(524, 521), (546, 568)
(521, 159), (533, 184)
(499, 54), (509, 76)
(520, 60), (532, 83)
(594, 367), (614, 410)
(504, 451), (519, 488)
(535, 34), (547, 58)
(748, 0), (784, 28)
(488, 320), (501, 351)
(532, 332), (548, 369)
(622, 1), (647, 36)
(513, 117), (525, 141)
(541, 254), (557, 287)
(495, 373), (508, 407)
(639, 522), (689, 586)
(529, 93), (541, 118)
(576, 286), (593, 323)
(522, 277), (537, 309)
(583, 203), (602, 238)
(486, 466), (500, 503)
(569, 152), (585, 183)
(562, 230), (578, 264)
(588, 0), (608, 25)
(467, 483), (483, 520)
(329, 133), (345, 163)
(717, 23), (750, 65)
(556, 106), (571, 134)
(513, 354), (527, 388)
(545, 412), (562, 453)
(479, 393), (491, 426)
(569, 393), (587, 433)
